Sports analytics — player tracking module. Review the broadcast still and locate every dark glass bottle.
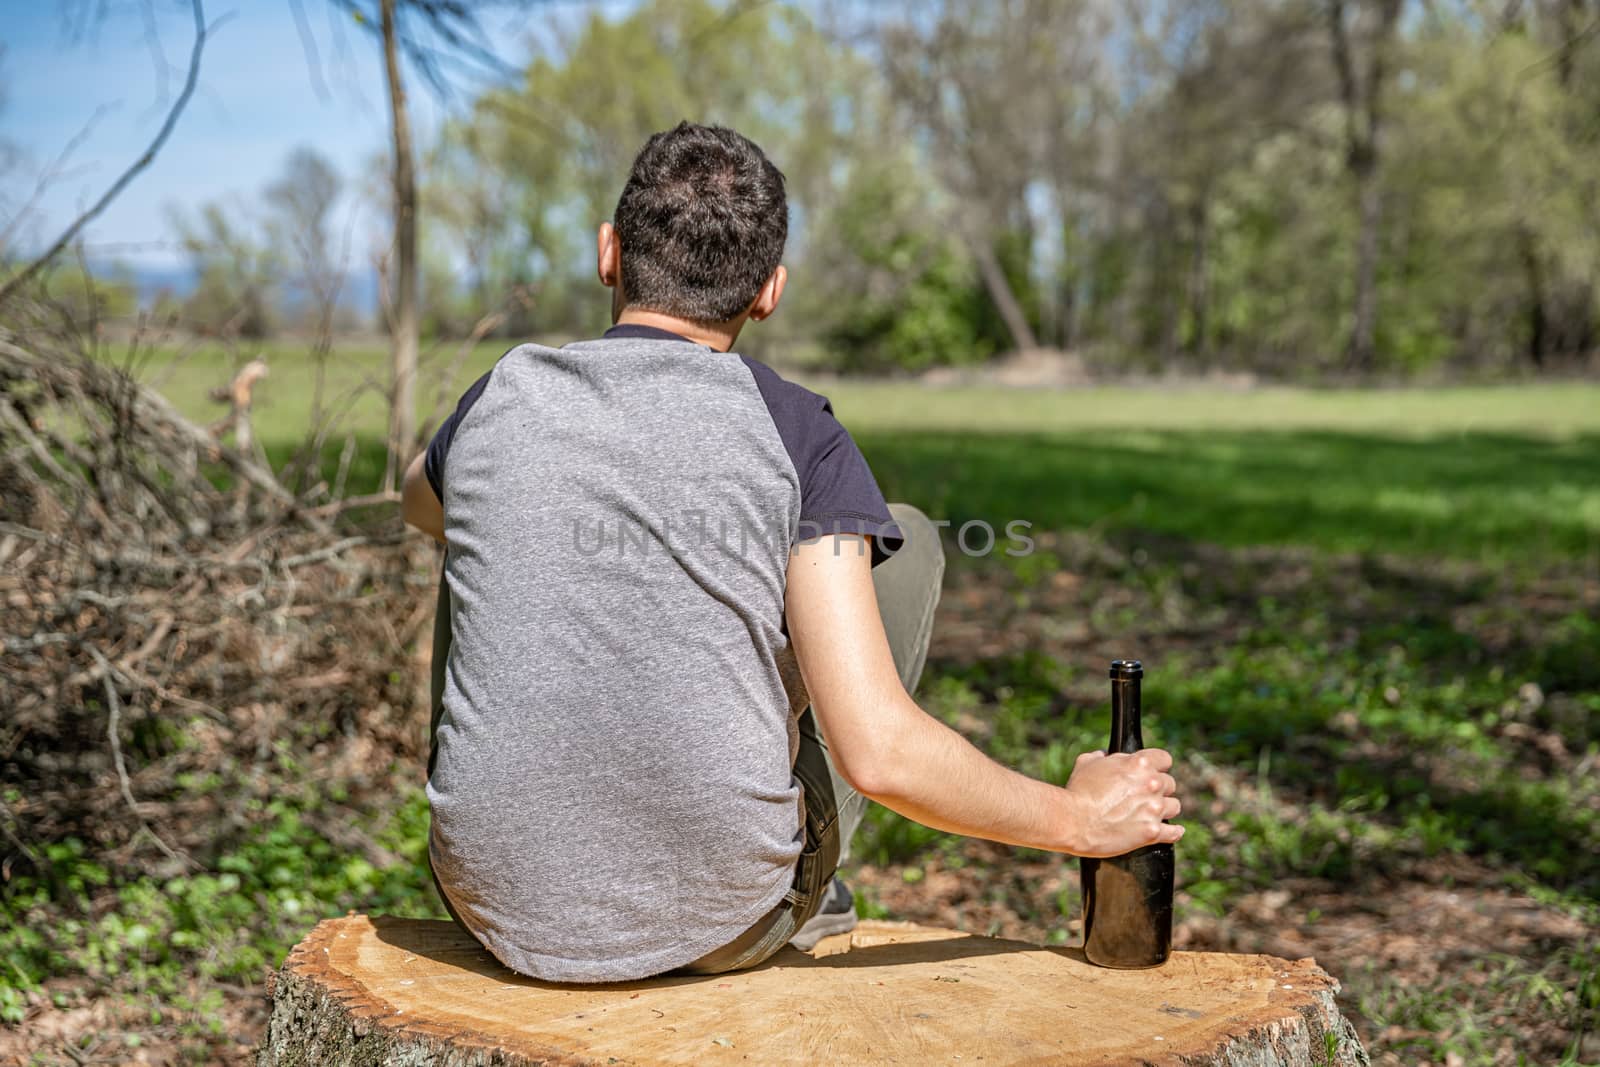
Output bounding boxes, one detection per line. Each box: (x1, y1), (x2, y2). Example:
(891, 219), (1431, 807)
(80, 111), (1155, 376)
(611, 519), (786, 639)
(1080, 659), (1174, 969)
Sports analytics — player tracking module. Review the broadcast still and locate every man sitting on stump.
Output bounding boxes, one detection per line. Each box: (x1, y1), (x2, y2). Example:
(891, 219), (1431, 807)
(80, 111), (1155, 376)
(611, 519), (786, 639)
(400, 122), (1184, 982)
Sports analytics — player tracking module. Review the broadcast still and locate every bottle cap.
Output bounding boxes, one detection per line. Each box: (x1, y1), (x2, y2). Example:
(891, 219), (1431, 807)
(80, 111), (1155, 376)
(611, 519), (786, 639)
(1109, 659), (1143, 678)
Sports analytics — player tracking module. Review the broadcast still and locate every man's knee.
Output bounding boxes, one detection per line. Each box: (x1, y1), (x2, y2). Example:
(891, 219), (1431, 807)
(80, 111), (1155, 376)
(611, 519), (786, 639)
(884, 502), (946, 572)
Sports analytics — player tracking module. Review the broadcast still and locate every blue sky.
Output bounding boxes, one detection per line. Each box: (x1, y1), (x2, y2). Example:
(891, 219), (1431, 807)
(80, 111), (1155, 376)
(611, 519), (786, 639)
(1, 0), (552, 270)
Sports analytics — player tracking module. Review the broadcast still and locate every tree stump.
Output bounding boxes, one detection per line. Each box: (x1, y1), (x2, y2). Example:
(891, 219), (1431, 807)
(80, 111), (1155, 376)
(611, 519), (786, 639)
(258, 915), (1368, 1066)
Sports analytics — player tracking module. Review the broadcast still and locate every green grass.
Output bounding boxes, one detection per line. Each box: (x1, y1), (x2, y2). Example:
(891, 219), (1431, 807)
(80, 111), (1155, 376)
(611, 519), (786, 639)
(864, 605), (1599, 896)
(133, 338), (1600, 441)
(113, 338), (508, 451)
(859, 427), (1600, 562)
(0, 788), (438, 1032)
(827, 381), (1600, 438)
(130, 340), (1600, 564)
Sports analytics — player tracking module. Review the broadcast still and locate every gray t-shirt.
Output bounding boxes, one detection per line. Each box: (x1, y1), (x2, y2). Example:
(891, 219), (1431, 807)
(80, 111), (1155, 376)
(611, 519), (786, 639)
(423, 324), (899, 982)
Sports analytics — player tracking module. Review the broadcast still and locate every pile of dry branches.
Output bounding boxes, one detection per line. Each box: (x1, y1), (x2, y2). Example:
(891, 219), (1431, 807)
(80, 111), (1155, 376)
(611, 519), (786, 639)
(0, 306), (436, 878)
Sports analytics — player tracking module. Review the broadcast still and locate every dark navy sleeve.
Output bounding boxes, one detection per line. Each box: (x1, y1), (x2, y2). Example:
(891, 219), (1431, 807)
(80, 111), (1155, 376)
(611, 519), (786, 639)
(423, 369), (493, 501)
(740, 356), (904, 565)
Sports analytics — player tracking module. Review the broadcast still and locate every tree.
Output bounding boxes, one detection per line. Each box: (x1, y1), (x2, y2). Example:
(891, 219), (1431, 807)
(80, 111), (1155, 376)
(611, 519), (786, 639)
(451, 0), (880, 347)
(875, 0), (1084, 353)
(378, 0), (419, 492)
(168, 199), (279, 337)
(0, 55), (27, 256)
(422, 123), (536, 337)
(348, 0), (1598, 378)
(316, 0), (516, 485)
(1525, 0), (1599, 366)
(1373, 4), (1600, 373)
(1326, 0), (1405, 372)
(265, 146), (344, 329)
(1119, 0), (1327, 363)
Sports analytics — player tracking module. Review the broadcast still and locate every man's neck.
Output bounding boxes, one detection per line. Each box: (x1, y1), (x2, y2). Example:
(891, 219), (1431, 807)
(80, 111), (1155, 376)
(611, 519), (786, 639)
(614, 307), (743, 352)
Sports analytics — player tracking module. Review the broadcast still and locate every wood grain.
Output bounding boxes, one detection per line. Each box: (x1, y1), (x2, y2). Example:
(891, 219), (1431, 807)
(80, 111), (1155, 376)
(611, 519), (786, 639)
(257, 914), (1369, 1066)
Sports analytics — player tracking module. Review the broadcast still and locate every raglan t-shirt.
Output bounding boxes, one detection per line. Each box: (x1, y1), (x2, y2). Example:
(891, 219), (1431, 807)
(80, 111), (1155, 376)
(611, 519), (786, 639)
(423, 323), (901, 983)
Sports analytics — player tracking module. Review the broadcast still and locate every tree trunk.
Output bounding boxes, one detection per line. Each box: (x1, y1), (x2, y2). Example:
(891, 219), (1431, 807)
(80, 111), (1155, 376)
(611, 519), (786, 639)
(1150, 195), (1183, 363)
(1555, 0), (1584, 90)
(381, 0), (419, 493)
(1327, 0), (1402, 375)
(1053, 180), (1083, 351)
(1548, 0), (1598, 367)
(967, 233), (1039, 353)
(1185, 195), (1212, 358)
(1349, 157), (1383, 372)
(1519, 227), (1548, 370)
(259, 914), (1370, 1066)
(1550, 279), (1597, 365)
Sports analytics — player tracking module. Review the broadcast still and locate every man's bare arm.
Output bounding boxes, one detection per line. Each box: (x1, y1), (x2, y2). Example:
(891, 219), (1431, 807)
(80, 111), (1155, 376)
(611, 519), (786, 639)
(401, 452), (445, 543)
(785, 535), (1183, 858)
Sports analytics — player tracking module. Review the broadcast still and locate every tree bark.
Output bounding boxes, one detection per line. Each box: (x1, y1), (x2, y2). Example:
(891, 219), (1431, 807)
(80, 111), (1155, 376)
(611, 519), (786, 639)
(966, 232), (1040, 352)
(381, 0), (420, 493)
(1545, 0), (1597, 368)
(1554, 0), (1584, 90)
(1186, 194), (1212, 358)
(1519, 227), (1548, 370)
(1327, 0), (1402, 374)
(259, 914), (1370, 1066)
(1350, 155), (1383, 371)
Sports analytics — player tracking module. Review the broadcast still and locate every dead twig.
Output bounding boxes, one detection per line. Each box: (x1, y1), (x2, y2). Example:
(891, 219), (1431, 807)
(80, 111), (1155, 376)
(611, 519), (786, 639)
(86, 645), (188, 867)
(307, 490), (402, 517)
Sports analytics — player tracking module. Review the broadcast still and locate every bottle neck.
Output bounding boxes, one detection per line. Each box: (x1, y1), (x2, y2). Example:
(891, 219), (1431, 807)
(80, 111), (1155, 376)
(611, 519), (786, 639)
(1110, 677), (1143, 754)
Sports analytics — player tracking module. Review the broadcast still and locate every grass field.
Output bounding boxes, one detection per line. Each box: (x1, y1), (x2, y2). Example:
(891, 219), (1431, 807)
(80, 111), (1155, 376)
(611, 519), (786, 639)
(143, 338), (1600, 439)
(9, 340), (1595, 1064)
(140, 339), (1600, 565)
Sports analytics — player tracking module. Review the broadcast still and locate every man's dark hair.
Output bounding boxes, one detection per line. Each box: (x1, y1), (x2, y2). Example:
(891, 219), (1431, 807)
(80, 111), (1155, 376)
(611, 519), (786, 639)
(613, 122), (788, 324)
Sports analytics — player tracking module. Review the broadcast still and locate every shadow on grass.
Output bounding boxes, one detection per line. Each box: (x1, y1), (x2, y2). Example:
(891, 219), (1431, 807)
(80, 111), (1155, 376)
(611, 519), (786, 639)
(917, 529), (1599, 897)
(261, 433), (393, 509)
(857, 428), (1600, 562)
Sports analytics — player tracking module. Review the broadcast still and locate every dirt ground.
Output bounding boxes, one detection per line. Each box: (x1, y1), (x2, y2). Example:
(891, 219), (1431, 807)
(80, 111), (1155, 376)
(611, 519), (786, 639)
(4, 539), (1595, 1066)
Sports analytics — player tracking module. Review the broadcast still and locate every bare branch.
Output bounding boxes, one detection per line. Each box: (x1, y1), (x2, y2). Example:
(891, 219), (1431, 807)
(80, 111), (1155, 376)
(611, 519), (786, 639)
(86, 644), (187, 866)
(289, 0), (332, 102)
(0, 103), (114, 257)
(0, 0), (213, 307)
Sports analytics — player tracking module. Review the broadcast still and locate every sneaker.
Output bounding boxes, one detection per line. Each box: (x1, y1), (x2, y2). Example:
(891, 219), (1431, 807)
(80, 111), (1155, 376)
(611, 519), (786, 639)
(789, 878), (858, 951)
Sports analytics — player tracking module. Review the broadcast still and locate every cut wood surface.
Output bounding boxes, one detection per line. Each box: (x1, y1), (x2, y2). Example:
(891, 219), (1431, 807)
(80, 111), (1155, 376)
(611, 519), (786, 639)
(258, 914), (1368, 1066)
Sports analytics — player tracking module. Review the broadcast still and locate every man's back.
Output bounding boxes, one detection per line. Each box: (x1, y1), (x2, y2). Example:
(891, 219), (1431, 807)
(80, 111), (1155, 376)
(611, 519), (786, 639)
(428, 329), (852, 982)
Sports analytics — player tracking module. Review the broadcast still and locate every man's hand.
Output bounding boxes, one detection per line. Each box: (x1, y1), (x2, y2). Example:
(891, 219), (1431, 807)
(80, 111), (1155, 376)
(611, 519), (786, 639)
(1062, 748), (1183, 857)
(401, 452), (445, 543)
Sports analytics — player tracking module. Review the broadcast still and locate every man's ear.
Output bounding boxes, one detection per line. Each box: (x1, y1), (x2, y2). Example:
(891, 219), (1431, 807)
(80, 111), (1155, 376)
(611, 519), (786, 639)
(748, 265), (787, 322)
(597, 222), (621, 289)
